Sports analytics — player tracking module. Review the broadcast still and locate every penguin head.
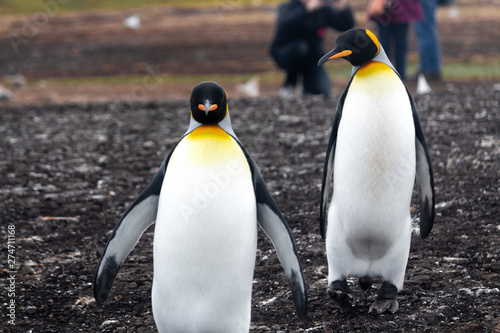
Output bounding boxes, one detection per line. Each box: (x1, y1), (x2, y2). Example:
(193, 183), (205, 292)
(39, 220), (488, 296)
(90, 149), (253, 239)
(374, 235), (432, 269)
(190, 81), (228, 124)
(318, 28), (380, 67)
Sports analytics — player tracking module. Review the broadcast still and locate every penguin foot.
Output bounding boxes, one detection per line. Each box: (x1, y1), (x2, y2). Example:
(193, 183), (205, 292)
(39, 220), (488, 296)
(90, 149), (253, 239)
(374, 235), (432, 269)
(368, 282), (399, 314)
(368, 299), (399, 314)
(327, 280), (353, 306)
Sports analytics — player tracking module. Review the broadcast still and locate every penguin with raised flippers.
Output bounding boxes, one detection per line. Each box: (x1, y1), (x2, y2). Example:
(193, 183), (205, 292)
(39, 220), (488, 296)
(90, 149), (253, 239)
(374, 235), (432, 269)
(318, 29), (435, 314)
(93, 81), (307, 332)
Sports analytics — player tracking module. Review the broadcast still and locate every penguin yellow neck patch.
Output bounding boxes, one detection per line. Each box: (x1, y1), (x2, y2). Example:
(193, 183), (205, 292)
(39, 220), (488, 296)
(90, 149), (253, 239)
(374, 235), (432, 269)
(180, 125), (246, 167)
(355, 61), (393, 78)
(187, 124), (229, 140)
(349, 60), (404, 100)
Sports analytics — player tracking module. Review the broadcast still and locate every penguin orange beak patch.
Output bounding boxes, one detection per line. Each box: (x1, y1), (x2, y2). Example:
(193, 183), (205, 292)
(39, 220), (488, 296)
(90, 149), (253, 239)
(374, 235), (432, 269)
(329, 50), (353, 60)
(318, 49), (353, 66)
(198, 104), (219, 114)
(198, 104), (218, 112)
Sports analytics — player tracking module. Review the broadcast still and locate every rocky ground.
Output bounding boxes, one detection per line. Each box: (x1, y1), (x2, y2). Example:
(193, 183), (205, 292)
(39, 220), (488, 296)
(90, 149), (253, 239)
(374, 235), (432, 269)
(1, 0), (500, 332)
(1, 82), (499, 332)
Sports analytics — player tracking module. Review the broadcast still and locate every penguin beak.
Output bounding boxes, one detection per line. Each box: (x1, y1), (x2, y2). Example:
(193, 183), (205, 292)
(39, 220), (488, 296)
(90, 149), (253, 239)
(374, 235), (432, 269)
(317, 49), (353, 66)
(204, 100), (212, 116)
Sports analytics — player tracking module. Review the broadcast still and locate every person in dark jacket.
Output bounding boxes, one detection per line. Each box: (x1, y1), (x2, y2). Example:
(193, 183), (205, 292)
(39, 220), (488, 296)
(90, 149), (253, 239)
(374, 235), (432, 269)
(368, 0), (423, 81)
(270, 0), (355, 98)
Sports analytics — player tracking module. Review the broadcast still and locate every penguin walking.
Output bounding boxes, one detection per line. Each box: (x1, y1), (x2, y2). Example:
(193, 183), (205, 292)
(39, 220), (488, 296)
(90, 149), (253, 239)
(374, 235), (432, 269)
(317, 29), (435, 314)
(93, 81), (307, 332)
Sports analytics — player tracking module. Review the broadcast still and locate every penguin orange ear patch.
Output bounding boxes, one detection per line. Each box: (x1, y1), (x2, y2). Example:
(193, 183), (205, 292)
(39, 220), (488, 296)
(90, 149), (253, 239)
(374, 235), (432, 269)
(366, 29), (380, 55)
(198, 104), (218, 111)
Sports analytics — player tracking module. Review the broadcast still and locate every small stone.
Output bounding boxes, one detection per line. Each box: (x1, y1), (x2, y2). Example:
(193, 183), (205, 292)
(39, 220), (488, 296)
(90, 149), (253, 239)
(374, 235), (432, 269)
(101, 319), (119, 327)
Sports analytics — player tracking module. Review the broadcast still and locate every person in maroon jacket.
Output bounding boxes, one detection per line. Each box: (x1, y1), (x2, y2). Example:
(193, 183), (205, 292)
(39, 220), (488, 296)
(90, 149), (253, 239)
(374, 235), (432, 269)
(368, 0), (423, 81)
(270, 0), (355, 98)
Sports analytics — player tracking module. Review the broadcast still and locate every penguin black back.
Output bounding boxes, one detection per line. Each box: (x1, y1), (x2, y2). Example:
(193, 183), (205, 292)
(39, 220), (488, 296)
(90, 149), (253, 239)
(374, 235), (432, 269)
(190, 81), (228, 124)
(318, 29), (380, 67)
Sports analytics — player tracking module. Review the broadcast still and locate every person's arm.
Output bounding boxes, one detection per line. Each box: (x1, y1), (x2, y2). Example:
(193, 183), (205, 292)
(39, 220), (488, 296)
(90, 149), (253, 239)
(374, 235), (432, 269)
(324, 0), (356, 32)
(367, 0), (386, 16)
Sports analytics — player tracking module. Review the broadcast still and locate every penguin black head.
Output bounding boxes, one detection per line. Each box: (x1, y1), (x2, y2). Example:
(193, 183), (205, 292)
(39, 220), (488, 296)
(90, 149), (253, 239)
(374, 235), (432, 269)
(190, 81), (228, 124)
(318, 29), (380, 67)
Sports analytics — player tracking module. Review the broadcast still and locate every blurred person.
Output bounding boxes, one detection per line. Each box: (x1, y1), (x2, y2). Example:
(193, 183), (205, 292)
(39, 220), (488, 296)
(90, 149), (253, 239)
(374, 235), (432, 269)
(368, 0), (423, 81)
(414, 0), (442, 82)
(270, 0), (355, 98)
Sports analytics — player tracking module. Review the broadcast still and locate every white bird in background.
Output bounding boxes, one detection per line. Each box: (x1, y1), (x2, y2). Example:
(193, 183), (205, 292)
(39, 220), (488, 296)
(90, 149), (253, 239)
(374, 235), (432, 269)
(3, 74), (26, 88)
(124, 14), (141, 30)
(237, 76), (260, 98)
(448, 4), (459, 19)
(0, 86), (13, 101)
(417, 73), (432, 95)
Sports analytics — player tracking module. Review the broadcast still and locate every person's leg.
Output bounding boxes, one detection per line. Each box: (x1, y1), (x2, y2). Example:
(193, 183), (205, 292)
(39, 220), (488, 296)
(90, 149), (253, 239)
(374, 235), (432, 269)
(302, 63), (331, 96)
(414, 0), (441, 77)
(393, 23), (409, 81)
(271, 40), (310, 89)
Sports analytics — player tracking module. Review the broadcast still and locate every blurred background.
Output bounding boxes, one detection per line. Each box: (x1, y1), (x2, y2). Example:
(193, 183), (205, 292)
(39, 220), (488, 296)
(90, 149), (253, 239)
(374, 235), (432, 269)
(0, 0), (499, 105)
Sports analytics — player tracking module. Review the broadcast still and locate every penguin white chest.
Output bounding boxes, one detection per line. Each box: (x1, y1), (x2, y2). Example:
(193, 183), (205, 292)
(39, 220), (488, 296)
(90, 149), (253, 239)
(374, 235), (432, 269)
(153, 125), (257, 332)
(330, 61), (416, 249)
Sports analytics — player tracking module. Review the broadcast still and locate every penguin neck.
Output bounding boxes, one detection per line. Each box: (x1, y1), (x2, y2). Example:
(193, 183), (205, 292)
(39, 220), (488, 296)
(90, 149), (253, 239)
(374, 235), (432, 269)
(372, 47), (396, 72)
(185, 113), (238, 141)
(351, 47), (396, 77)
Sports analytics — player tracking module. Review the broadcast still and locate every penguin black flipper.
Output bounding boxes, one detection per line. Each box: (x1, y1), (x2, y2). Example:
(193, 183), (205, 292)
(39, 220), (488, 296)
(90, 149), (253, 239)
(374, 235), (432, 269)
(93, 153), (172, 304)
(319, 83), (350, 239)
(408, 91), (435, 238)
(252, 157), (308, 319)
(238, 144), (308, 320)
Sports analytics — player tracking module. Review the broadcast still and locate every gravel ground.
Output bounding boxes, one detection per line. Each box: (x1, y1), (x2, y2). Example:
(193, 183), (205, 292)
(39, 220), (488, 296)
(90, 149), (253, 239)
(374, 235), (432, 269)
(1, 82), (499, 332)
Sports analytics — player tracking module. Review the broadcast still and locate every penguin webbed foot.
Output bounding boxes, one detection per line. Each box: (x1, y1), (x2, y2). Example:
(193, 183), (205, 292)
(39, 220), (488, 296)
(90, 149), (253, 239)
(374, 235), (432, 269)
(327, 280), (353, 306)
(368, 281), (399, 314)
(369, 299), (399, 314)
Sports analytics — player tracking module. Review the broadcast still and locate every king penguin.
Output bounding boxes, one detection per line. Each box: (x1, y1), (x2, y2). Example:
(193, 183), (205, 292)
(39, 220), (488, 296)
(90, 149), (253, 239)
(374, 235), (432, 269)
(93, 81), (307, 332)
(317, 29), (435, 314)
